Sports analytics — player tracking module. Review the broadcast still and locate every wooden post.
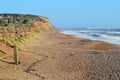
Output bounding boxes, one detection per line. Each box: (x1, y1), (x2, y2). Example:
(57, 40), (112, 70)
(14, 44), (19, 65)
(14, 26), (19, 65)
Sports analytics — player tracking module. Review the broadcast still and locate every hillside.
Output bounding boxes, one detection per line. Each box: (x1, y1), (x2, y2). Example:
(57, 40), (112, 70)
(0, 14), (56, 53)
(0, 14), (56, 32)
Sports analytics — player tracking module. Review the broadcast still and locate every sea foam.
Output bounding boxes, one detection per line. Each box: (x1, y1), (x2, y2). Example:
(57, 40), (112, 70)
(61, 29), (120, 44)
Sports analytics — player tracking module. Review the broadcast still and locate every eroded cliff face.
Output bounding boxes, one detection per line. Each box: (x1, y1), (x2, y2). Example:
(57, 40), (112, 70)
(0, 14), (56, 52)
(34, 16), (56, 31)
(0, 14), (56, 32)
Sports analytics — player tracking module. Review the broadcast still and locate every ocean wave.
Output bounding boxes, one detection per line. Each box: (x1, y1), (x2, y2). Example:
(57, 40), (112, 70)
(61, 29), (120, 44)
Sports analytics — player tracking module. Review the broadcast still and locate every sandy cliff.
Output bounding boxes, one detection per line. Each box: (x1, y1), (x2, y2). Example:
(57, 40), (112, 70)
(0, 14), (56, 32)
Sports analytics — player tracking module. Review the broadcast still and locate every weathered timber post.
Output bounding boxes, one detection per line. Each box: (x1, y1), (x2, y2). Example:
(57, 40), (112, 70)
(14, 44), (19, 65)
(14, 26), (20, 65)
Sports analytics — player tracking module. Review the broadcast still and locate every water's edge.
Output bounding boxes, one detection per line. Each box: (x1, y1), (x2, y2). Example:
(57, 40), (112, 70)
(60, 29), (120, 44)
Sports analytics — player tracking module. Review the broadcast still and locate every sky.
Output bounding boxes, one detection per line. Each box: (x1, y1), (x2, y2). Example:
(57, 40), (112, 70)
(0, 0), (120, 29)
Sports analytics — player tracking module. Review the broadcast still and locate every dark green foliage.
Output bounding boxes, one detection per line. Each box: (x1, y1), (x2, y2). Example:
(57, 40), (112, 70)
(0, 14), (46, 27)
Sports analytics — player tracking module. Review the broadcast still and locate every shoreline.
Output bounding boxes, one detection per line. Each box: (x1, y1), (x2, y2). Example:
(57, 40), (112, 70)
(60, 31), (120, 47)
(0, 31), (120, 80)
(60, 30), (120, 45)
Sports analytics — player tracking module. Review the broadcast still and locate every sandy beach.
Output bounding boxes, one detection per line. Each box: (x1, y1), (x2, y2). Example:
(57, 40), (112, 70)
(0, 31), (120, 80)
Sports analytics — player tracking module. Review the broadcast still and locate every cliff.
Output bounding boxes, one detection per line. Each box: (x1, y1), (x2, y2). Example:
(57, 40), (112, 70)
(0, 14), (56, 50)
(0, 14), (56, 32)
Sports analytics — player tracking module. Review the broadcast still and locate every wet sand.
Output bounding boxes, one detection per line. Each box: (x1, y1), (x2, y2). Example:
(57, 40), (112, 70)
(0, 31), (120, 80)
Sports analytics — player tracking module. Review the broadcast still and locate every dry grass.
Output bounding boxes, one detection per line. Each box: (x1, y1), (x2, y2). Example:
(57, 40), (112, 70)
(0, 50), (6, 54)
(0, 27), (41, 50)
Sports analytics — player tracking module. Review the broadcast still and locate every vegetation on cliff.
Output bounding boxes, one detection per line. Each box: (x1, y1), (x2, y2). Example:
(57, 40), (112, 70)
(0, 14), (56, 31)
(0, 14), (56, 51)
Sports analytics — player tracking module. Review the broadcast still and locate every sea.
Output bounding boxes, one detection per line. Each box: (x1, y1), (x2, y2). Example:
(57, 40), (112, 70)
(60, 28), (120, 44)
